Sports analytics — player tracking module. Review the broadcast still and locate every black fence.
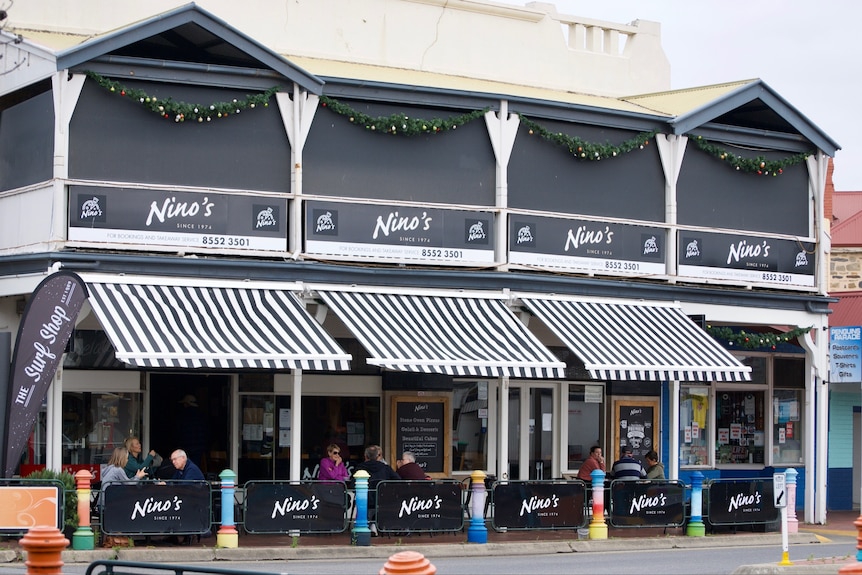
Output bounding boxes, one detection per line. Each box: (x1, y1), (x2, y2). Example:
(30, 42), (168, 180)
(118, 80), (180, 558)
(86, 560), (282, 575)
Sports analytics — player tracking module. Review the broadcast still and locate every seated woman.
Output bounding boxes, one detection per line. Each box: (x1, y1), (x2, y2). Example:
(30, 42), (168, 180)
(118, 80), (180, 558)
(319, 443), (350, 481)
(103, 447), (147, 485)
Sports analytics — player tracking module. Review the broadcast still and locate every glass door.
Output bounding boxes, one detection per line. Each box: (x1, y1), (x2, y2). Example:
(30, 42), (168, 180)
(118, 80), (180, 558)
(506, 383), (557, 480)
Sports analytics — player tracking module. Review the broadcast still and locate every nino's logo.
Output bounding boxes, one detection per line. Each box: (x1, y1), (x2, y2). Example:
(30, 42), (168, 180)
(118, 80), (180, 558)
(255, 207), (277, 229)
(685, 239), (701, 259)
(467, 221), (486, 242)
(80, 197), (103, 219)
(316, 211), (336, 233)
(643, 235), (659, 255)
(517, 225), (534, 245)
(795, 250), (809, 268)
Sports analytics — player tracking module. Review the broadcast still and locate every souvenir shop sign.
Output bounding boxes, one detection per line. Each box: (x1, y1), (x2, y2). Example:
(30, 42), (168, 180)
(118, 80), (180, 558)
(305, 200), (494, 266)
(609, 480), (686, 528)
(830, 326), (862, 383)
(707, 478), (778, 525)
(68, 185), (287, 252)
(678, 231), (815, 288)
(376, 480), (463, 533)
(492, 481), (587, 530)
(243, 481), (348, 534)
(508, 214), (666, 276)
(101, 481), (211, 535)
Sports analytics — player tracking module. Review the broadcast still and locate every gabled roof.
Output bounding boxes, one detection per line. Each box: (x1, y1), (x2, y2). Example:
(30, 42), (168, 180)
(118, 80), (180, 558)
(829, 292), (862, 327)
(54, 3), (323, 94)
(626, 79), (840, 156)
(833, 210), (862, 247)
(833, 192), (862, 223)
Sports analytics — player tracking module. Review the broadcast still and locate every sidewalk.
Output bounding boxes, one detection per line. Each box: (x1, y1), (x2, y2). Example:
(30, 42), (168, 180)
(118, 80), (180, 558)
(0, 511), (859, 573)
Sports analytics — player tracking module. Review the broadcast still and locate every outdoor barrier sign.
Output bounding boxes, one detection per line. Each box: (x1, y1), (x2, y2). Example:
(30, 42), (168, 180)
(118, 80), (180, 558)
(243, 481), (348, 534)
(376, 480), (463, 533)
(678, 230), (815, 288)
(305, 200), (495, 266)
(0, 481), (62, 531)
(492, 480), (587, 530)
(608, 480), (686, 528)
(508, 214), (667, 276)
(707, 478), (778, 525)
(101, 481), (211, 535)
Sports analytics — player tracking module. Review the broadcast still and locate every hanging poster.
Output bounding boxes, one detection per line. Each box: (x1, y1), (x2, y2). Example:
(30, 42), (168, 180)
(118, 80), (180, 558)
(612, 399), (658, 463)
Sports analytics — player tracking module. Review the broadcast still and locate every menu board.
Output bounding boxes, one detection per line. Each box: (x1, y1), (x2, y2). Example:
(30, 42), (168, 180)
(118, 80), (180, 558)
(613, 399), (658, 465)
(392, 397), (449, 475)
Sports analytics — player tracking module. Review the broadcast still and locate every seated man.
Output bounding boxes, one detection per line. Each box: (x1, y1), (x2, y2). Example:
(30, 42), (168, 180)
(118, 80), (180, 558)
(396, 451), (429, 480)
(610, 446), (646, 480)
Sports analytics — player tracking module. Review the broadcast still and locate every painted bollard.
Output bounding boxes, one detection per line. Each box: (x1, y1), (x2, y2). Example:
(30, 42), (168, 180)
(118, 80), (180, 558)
(686, 471), (705, 537)
(353, 470), (371, 546)
(20, 526), (69, 575)
(379, 550), (436, 575)
(72, 469), (94, 550)
(467, 469), (487, 544)
(588, 469), (607, 540)
(217, 469), (238, 548)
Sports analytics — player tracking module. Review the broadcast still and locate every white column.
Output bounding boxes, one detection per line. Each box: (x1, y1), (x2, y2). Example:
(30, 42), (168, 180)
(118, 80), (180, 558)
(277, 88), (319, 255)
(50, 72), (84, 246)
(290, 369), (303, 482)
(654, 133), (687, 279)
(498, 376), (510, 479)
(46, 361), (64, 471)
(669, 380), (680, 480)
(484, 102), (520, 270)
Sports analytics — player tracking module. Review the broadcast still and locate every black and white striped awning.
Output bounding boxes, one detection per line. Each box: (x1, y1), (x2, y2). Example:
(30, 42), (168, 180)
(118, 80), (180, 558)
(521, 298), (751, 382)
(82, 275), (351, 370)
(318, 290), (566, 378)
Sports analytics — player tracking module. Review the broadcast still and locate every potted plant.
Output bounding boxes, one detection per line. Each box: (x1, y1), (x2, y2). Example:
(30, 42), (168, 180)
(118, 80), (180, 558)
(23, 469), (79, 537)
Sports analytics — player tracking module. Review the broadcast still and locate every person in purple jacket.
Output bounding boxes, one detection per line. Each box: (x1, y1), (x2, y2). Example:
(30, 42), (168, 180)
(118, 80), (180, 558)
(319, 443), (350, 481)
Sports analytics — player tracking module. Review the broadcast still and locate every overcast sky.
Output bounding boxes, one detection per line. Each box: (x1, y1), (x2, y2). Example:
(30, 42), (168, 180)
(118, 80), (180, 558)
(511, 0), (859, 190)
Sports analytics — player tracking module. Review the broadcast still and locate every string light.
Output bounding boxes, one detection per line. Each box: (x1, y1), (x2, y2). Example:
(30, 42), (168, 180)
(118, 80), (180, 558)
(688, 135), (812, 176)
(319, 95), (487, 135)
(518, 115), (657, 161)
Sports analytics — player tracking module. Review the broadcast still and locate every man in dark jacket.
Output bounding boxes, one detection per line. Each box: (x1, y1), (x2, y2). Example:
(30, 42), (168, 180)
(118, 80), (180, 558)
(396, 451), (429, 480)
(354, 445), (399, 534)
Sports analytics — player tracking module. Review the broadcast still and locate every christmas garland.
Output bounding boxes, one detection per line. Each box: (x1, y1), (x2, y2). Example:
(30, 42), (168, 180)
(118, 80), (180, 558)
(319, 95), (487, 135)
(706, 325), (812, 350)
(688, 135), (813, 176)
(518, 115), (656, 161)
(86, 71), (278, 123)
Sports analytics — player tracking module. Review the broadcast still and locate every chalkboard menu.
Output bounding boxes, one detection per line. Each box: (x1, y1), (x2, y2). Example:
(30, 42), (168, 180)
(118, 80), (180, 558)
(392, 397), (449, 475)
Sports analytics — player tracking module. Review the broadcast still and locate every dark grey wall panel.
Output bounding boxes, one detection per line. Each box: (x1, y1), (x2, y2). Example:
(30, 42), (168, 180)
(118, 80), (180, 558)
(69, 79), (290, 192)
(304, 101), (495, 206)
(508, 121), (665, 222)
(0, 91), (53, 191)
(678, 147), (809, 236)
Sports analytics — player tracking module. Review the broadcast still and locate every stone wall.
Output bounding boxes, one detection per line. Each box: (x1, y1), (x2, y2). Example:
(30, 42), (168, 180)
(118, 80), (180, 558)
(831, 248), (862, 291)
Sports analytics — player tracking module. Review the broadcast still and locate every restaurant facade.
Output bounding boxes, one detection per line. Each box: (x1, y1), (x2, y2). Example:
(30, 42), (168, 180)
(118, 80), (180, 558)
(0, 1), (837, 524)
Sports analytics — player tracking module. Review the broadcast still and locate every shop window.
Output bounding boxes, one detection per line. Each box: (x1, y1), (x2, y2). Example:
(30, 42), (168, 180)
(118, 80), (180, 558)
(680, 387), (710, 466)
(239, 394), (290, 481)
(715, 390), (765, 464)
(300, 396), (381, 479)
(21, 391), (143, 473)
(567, 384), (604, 470)
(772, 389), (803, 464)
(452, 382), (489, 472)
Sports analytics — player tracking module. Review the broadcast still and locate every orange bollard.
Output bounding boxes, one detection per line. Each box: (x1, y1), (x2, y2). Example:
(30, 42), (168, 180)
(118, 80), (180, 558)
(379, 550), (437, 575)
(19, 526), (69, 575)
(839, 517), (862, 573)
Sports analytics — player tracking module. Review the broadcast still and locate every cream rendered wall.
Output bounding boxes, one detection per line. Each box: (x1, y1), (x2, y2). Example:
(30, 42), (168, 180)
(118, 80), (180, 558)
(0, 186), (56, 253)
(7, 0), (670, 97)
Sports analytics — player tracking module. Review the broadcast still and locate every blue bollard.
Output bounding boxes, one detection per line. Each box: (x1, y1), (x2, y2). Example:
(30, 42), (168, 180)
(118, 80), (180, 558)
(467, 470), (488, 544)
(687, 471), (705, 536)
(353, 470), (371, 546)
(217, 469), (238, 548)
